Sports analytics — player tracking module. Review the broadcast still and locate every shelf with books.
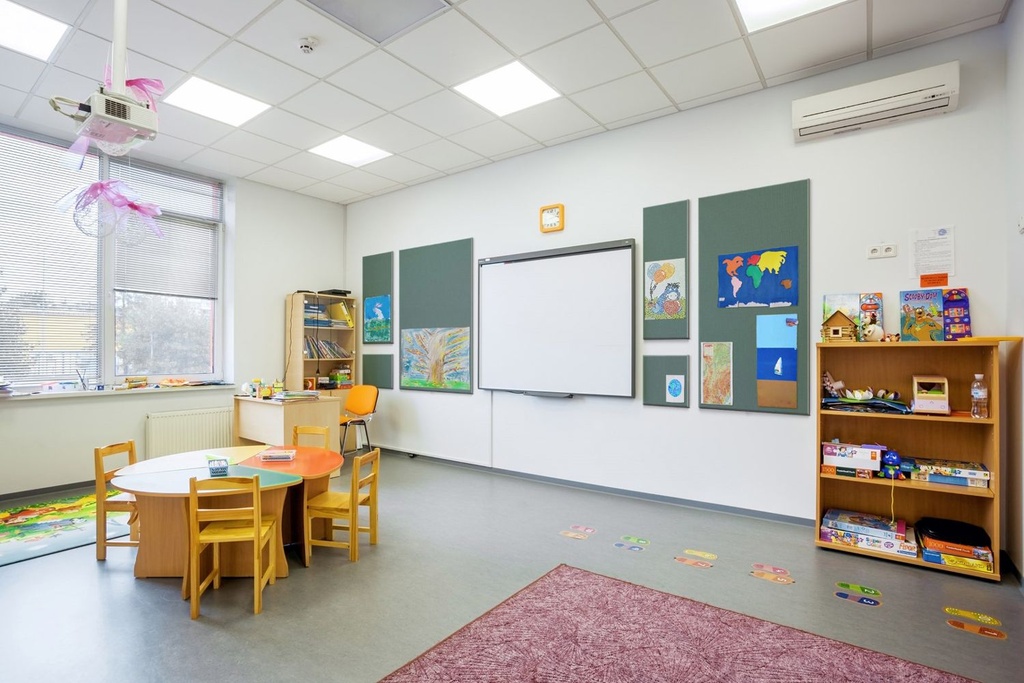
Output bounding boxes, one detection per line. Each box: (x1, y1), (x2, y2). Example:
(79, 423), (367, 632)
(285, 292), (358, 393)
(815, 339), (1019, 581)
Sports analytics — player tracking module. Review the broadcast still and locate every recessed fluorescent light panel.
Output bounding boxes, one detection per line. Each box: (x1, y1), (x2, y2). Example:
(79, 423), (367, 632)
(306, 0), (450, 44)
(735, 0), (847, 32)
(310, 135), (391, 167)
(164, 77), (270, 127)
(0, 0), (68, 61)
(455, 62), (559, 117)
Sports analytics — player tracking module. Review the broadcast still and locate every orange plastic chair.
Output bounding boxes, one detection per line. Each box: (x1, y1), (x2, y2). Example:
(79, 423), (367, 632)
(94, 441), (140, 560)
(303, 448), (380, 566)
(181, 475), (277, 619)
(339, 384), (379, 455)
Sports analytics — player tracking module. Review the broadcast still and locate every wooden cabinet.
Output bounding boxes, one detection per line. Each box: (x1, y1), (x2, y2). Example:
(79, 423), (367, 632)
(815, 339), (1018, 581)
(284, 292), (357, 392)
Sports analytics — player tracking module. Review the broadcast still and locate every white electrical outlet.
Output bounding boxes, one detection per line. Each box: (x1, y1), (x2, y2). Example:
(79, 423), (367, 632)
(868, 243), (898, 259)
(880, 243), (897, 257)
(867, 244), (882, 259)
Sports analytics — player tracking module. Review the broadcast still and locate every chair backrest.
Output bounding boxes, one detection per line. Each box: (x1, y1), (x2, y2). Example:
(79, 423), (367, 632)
(344, 384), (379, 417)
(350, 448), (380, 502)
(94, 441), (138, 488)
(188, 476), (261, 535)
(292, 425), (330, 448)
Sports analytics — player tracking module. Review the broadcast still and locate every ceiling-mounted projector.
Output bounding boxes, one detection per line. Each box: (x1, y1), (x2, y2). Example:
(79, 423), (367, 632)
(50, 87), (158, 155)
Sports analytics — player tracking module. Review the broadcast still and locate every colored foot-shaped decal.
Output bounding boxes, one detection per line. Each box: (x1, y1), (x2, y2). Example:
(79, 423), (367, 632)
(560, 530), (588, 540)
(684, 549), (718, 560)
(836, 582), (881, 597)
(947, 619), (1006, 639)
(621, 535), (649, 545)
(674, 556), (712, 568)
(750, 570), (795, 584)
(614, 542), (645, 552)
(751, 563), (790, 576)
(944, 607), (1000, 626)
(834, 591), (882, 606)
(570, 525), (596, 534)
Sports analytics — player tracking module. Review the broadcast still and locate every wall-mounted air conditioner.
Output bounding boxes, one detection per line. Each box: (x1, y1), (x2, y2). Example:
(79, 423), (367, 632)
(792, 61), (959, 142)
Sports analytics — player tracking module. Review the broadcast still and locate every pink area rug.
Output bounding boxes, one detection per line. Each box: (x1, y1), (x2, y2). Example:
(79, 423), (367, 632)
(381, 564), (973, 683)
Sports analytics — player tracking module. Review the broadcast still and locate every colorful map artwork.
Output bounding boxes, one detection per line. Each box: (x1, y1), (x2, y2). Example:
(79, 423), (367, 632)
(717, 245), (799, 308)
(700, 341), (733, 406)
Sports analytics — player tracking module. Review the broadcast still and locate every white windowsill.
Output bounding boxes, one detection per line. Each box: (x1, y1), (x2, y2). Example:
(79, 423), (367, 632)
(0, 384), (238, 402)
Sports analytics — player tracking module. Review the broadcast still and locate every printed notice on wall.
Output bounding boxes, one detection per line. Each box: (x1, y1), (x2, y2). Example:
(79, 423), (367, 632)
(910, 226), (955, 278)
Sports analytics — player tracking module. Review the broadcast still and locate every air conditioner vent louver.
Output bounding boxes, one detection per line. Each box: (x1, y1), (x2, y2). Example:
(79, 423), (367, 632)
(104, 97), (129, 121)
(792, 61), (959, 142)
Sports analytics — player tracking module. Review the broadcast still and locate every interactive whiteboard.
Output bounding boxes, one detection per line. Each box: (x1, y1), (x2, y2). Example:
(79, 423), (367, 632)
(478, 239), (635, 398)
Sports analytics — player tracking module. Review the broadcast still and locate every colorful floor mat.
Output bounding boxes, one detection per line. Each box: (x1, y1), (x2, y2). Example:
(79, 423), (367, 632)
(0, 493), (129, 567)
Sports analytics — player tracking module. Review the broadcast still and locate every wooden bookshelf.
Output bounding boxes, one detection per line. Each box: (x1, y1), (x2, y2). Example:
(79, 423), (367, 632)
(815, 339), (1020, 581)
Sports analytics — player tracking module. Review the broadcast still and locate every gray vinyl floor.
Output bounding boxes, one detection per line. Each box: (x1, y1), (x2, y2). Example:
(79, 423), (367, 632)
(1, 450), (1021, 683)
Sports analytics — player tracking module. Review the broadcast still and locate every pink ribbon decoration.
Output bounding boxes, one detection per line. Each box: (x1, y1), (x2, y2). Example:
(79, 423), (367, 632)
(103, 64), (164, 111)
(65, 135), (92, 170)
(57, 179), (164, 238)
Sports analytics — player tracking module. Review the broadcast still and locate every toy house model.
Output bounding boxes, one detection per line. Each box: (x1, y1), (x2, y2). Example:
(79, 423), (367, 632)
(821, 310), (857, 342)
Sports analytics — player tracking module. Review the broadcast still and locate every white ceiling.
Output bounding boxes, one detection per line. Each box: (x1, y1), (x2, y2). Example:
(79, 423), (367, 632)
(0, 0), (1014, 205)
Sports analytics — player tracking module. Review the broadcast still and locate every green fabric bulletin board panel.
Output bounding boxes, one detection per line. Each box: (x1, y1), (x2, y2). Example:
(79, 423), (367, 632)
(398, 238), (474, 393)
(697, 180), (809, 415)
(642, 355), (689, 407)
(363, 252), (394, 344)
(362, 354), (394, 390)
(643, 200), (689, 339)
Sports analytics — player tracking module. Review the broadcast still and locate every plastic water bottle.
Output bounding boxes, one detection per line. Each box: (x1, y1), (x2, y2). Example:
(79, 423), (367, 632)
(970, 374), (989, 419)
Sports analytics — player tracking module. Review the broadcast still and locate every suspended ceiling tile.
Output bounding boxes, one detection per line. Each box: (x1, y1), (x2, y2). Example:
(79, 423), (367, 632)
(279, 81), (384, 132)
(0, 48), (46, 91)
(330, 169), (401, 193)
(602, 105), (678, 130)
(0, 84), (27, 116)
(345, 114), (438, 153)
(748, 0), (866, 80)
(522, 24), (641, 95)
(460, 0), (602, 54)
(52, 30), (187, 94)
(872, 16), (1003, 59)
(30, 67), (97, 106)
(327, 50), (442, 110)
(385, 10), (511, 86)
(871, 0), (1008, 49)
(237, 0), (375, 78)
(131, 132), (205, 162)
(196, 41), (318, 105)
(489, 141), (543, 161)
(611, 0), (741, 68)
(14, 95), (77, 139)
(246, 165), (317, 191)
(402, 138), (484, 171)
(241, 108), (338, 150)
(212, 129), (299, 164)
(13, 0), (92, 25)
(589, 0), (653, 19)
(652, 40), (760, 105)
(273, 150), (353, 179)
(157, 104), (235, 146)
(82, 0), (229, 71)
(764, 53), (865, 88)
(184, 147), (265, 176)
(298, 181), (367, 203)
(361, 154), (437, 183)
(395, 89), (494, 137)
(675, 82), (763, 112)
(570, 71), (673, 126)
(448, 119), (536, 158)
(503, 97), (599, 143)
(151, 0), (277, 36)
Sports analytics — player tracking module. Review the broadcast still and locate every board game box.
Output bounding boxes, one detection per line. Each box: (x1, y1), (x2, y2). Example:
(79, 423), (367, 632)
(821, 508), (906, 541)
(819, 526), (918, 557)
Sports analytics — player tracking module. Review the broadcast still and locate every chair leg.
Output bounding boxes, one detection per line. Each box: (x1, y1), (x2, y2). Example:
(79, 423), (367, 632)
(341, 423), (351, 454)
(96, 505), (106, 561)
(189, 544), (202, 619)
(303, 509), (312, 568)
(349, 510), (359, 562)
(360, 423), (371, 452)
(253, 538), (261, 615)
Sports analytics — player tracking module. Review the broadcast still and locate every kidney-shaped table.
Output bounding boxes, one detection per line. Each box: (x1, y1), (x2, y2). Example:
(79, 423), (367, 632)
(112, 445), (343, 578)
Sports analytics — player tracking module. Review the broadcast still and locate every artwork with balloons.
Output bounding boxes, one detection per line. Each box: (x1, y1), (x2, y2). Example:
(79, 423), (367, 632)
(644, 259), (687, 321)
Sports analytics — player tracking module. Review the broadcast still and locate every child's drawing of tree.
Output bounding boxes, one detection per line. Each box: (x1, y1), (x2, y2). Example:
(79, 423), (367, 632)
(401, 327), (470, 391)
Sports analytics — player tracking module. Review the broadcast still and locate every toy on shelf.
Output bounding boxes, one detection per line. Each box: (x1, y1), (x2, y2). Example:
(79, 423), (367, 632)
(877, 450), (905, 479)
(912, 376), (950, 415)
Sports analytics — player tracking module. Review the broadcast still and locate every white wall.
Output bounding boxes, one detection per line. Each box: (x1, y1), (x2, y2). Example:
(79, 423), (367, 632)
(1004, 2), (1024, 578)
(0, 180), (344, 496)
(346, 30), (1010, 522)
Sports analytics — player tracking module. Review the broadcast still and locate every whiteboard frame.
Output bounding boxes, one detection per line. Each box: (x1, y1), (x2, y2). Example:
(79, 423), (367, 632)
(477, 239), (636, 398)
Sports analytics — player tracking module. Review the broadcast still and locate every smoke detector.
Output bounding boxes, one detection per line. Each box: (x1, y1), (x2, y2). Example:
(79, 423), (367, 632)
(298, 36), (319, 54)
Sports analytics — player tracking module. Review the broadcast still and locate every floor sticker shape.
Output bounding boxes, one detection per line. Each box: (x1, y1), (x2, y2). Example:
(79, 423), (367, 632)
(621, 535), (650, 546)
(836, 582), (881, 597)
(751, 563), (790, 576)
(946, 619), (1006, 640)
(570, 525), (596, 534)
(750, 570), (795, 584)
(674, 556), (712, 568)
(944, 607), (1000, 626)
(684, 549), (717, 560)
(614, 542), (645, 552)
(835, 591), (882, 607)
(560, 530), (589, 540)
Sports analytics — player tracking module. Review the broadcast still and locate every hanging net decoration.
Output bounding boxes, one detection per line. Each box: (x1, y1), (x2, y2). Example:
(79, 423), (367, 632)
(57, 179), (162, 241)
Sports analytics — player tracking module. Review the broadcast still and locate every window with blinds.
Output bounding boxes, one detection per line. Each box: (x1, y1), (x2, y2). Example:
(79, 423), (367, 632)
(0, 127), (223, 387)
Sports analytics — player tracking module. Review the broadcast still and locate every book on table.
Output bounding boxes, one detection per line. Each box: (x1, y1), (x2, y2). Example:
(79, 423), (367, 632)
(259, 448), (296, 461)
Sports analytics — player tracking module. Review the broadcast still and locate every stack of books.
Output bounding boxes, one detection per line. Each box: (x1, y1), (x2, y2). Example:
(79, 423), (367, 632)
(901, 458), (989, 488)
(259, 447), (296, 461)
(819, 508), (918, 557)
(270, 390), (319, 403)
(916, 517), (993, 573)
